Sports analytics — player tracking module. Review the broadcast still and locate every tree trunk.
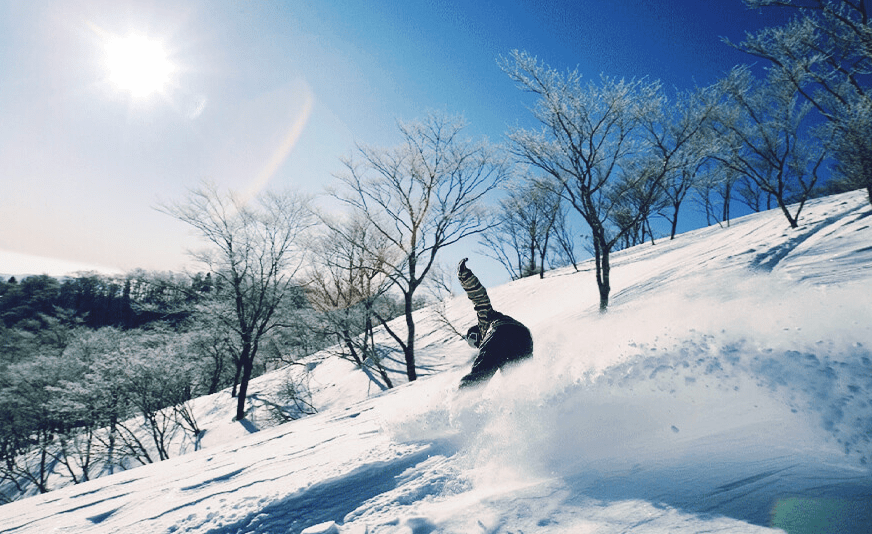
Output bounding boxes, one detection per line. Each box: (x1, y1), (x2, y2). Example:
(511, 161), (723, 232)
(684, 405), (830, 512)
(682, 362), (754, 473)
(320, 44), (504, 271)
(107, 420), (116, 475)
(38, 442), (50, 493)
(598, 250), (611, 312)
(539, 233), (551, 278)
(235, 343), (254, 421)
(342, 329), (362, 366)
(208, 358), (223, 396)
(528, 241), (537, 278)
(364, 316), (394, 389)
(670, 202), (680, 239)
(376, 360), (394, 389)
(592, 234), (611, 312)
(231, 358), (242, 398)
(777, 199), (799, 228)
(403, 291), (417, 382)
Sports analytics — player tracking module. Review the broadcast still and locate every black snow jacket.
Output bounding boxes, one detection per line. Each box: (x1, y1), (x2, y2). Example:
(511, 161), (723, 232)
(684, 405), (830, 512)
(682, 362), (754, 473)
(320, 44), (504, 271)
(457, 259), (533, 388)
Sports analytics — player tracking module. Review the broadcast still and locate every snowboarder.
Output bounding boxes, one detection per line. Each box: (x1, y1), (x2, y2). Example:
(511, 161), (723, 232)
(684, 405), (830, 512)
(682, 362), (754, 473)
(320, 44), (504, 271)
(456, 258), (533, 388)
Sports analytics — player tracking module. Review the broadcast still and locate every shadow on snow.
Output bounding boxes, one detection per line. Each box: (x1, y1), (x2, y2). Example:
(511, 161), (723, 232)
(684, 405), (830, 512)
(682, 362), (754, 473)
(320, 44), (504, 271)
(202, 442), (454, 534)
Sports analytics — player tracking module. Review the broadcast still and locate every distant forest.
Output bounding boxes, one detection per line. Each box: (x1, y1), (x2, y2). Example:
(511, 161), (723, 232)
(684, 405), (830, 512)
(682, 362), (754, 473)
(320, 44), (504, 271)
(0, 271), (207, 331)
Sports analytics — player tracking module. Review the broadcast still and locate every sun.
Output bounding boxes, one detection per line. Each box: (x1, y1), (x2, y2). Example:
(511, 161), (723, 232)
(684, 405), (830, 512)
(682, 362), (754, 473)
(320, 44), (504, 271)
(106, 34), (174, 98)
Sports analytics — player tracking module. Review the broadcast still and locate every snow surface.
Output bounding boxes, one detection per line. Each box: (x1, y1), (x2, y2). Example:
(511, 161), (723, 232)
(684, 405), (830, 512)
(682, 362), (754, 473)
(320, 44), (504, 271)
(2, 190), (871, 533)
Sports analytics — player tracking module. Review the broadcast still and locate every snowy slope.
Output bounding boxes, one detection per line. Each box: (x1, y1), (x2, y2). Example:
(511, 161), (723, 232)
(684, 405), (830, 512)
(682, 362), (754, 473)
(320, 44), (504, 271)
(2, 191), (871, 534)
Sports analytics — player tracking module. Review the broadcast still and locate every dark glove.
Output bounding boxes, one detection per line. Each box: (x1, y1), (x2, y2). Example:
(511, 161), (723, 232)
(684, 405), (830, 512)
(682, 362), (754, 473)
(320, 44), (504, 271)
(457, 258), (473, 282)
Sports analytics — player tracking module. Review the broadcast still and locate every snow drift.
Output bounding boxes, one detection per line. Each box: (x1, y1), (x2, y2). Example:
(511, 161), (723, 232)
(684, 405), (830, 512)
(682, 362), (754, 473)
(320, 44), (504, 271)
(1, 190), (871, 533)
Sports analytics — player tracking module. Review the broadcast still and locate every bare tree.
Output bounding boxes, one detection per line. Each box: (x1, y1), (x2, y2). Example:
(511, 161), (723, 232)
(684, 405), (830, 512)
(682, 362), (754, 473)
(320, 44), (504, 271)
(610, 171), (664, 249)
(479, 207), (527, 281)
(650, 84), (724, 239)
(187, 308), (237, 396)
(735, 174), (775, 213)
(159, 182), (313, 421)
(501, 50), (665, 311)
(661, 159), (708, 238)
(307, 213), (396, 389)
(331, 113), (509, 381)
(480, 177), (562, 280)
(550, 202), (580, 271)
(694, 165), (742, 227)
(735, 0), (872, 203)
(714, 65), (830, 228)
(829, 97), (872, 200)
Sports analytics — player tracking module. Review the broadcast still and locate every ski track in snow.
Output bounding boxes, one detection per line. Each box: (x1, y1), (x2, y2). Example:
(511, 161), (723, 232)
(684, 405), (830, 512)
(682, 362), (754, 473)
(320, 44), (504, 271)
(1, 191), (871, 534)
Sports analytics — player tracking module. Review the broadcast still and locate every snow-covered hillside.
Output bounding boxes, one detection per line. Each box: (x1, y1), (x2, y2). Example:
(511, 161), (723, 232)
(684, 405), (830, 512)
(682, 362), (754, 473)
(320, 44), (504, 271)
(2, 191), (871, 534)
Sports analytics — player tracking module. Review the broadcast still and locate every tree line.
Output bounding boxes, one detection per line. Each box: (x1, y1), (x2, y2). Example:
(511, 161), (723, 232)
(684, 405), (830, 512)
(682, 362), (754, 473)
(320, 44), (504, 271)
(0, 271), (205, 333)
(0, 266), (410, 502)
(487, 0), (870, 310)
(2, 0), (869, 503)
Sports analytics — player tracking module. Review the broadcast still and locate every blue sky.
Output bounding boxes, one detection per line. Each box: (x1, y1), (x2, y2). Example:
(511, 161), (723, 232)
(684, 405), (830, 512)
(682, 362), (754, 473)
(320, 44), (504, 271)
(0, 0), (789, 283)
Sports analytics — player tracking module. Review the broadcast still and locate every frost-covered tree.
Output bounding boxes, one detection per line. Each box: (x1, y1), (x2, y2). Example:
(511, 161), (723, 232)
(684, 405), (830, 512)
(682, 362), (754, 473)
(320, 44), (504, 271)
(125, 338), (199, 461)
(331, 113), (509, 381)
(185, 307), (238, 396)
(714, 65), (830, 228)
(735, 0), (872, 203)
(550, 202), (580, 272)
(159, 182), (313, 421)
(480, 177), (562, 280)
(501, 50), (666, 311)
(829, 94), (872, 199)
(661, 158), (709, 238)
(650, 85), (725, 239)
(306, 213), (396, 389)
(0, 274), (60, 330)
(0, 353), (71, 496)
(48, 329), (201, 472)
(694, 165), (744, 227)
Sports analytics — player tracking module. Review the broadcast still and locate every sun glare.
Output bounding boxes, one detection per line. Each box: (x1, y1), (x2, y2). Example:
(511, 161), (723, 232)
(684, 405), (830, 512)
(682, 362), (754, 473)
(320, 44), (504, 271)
(106, 34), (173, 98)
